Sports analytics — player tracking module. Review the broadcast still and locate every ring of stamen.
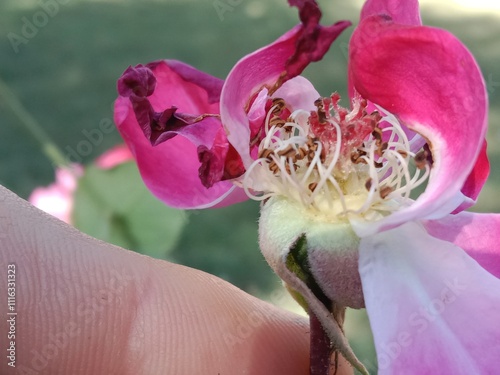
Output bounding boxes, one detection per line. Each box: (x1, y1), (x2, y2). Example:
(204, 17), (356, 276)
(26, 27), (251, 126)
(242, 94), (430, 222)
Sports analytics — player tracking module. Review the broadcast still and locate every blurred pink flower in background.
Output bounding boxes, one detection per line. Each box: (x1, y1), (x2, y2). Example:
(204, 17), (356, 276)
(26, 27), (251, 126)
(29, 165), (83, 224)
(94, 144), (133, 169)
(29, 145), (133, 224)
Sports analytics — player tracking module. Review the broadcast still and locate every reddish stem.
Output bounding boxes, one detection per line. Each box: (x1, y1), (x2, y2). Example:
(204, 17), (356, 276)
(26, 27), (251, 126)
(310, 312), (331, 375)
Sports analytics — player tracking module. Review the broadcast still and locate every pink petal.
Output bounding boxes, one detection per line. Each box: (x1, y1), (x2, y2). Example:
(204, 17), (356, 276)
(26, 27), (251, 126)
(221, 5), (350, 166)
(348, 0), (421, 102)
(349, 16), (488, 235)
(245, 76), (321, 161)
(273, 76), (320, 112)
(95, 144), (133, 170)
(114, 61), (246, 209)
(146, 60), (222, 113)
(360, 0), (421, 25)
(454, 140), (490, 211)
(247, 88), (269, 143)
(359, 221), (500, 374)
(424, 211), (500, 279)
(117, 61), (223, 147)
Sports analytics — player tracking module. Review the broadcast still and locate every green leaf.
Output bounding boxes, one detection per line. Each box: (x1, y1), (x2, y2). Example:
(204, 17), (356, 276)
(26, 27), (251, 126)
(72, 161), (187, 258)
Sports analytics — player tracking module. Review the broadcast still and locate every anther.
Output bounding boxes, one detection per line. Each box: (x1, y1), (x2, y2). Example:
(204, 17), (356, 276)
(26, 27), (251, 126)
(308, 182), (318, 192)
(308, 150), (316, 161)
(269, 117), (286, 128)
(271, 98), (286, 114)
(295, 147), (307, 161)
(277, 145), (296, 158)
(365, 178), (372, 191)
(380, 186), (393, 199)
(307, 136), (318, 148)
(284, 162), (296, 175)
(414, 150), (429, 170)
(314, 98), (328, 123)
(378, 142), (388, 155)
(371, 127), (383, 142)
(269, 161), (280, 174)
(259, 148), (274, 160)
(370, 110), (382, 123)
(351, 149), (367, 164)
(314, 98), (323, 109)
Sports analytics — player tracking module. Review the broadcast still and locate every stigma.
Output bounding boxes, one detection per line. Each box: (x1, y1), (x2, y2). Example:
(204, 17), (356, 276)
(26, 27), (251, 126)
(241, 94), (430, 222)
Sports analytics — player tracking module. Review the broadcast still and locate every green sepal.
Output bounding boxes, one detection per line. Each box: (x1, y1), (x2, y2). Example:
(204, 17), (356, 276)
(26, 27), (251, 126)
(285, 234), (331, 311)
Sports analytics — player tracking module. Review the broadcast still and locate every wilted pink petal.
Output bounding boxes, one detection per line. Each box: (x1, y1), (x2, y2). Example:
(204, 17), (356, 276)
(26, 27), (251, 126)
(95, 144), (133, 169)
(117, 64), (156, 97)
(115, 60), (247, 208)
(29, 166), (82, 224)
(197, 127), (246, 189)
(349, 16), (488, 235)
(221, 3), (350, 166)
(424, 212), (500, 279)
(117, 61), (223, 147)
(359, 221), (500, 374)
(116, 97), (245, 209)
(286, 0), (349, 77)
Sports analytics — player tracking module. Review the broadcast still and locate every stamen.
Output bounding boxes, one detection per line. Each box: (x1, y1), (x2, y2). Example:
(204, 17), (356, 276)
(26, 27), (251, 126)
(242, 95), (431, 221)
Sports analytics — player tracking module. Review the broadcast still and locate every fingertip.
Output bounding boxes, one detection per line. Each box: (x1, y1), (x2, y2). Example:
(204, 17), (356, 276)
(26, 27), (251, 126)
(136, 260), (311, 374)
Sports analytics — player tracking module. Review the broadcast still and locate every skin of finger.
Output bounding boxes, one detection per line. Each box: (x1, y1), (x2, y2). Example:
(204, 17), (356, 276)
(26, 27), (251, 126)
(0, 185), (312, 375)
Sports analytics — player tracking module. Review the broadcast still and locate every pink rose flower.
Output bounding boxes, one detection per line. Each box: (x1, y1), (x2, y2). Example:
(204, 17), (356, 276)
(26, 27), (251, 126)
(114, 0), (499, 373)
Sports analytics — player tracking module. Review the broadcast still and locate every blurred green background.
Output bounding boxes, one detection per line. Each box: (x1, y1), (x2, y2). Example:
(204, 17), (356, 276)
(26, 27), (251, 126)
(1, 0), (499, 372)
